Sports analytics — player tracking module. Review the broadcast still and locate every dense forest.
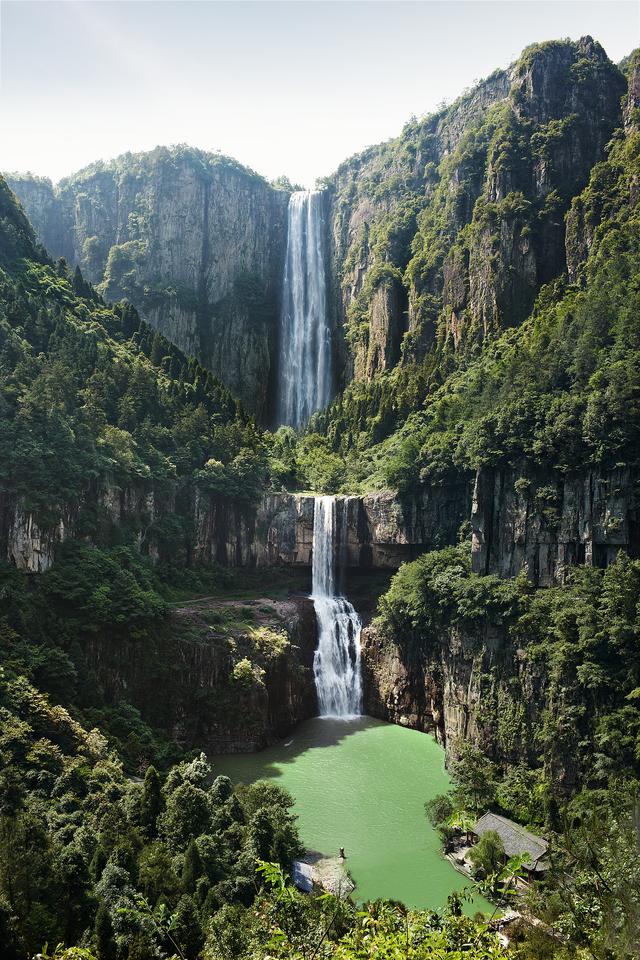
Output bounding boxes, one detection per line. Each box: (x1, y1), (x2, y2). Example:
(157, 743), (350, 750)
(1, 35), (640, 960)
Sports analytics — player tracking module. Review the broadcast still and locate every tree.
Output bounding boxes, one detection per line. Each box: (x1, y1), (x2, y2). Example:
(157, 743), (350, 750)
(450, 743), (498, 812)
(210, 775), (233, 806)
(138, 842), (178, 905)
(425, 793), (455, 833)
(181, 840), (203, 894)
(94, 903), (117, 960)
(469, 830), (505, 878)
(159, 782), (212, 851)
(140, 766), (162, 839)
(172, 894), (204, 958)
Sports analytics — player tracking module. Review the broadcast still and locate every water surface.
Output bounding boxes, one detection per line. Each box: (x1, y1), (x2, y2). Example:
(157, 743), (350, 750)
(213, 715), (490, 912)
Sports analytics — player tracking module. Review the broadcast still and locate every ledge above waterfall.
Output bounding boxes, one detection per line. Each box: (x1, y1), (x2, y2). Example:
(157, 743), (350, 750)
(239, 486), (469, 570)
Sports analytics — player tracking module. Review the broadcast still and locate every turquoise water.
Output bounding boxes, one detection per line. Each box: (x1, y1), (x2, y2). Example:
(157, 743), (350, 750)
(213, 716), (490, 913)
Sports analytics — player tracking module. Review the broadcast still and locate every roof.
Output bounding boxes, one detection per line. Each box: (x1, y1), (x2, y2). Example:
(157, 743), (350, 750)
(473, 812), (548, 872)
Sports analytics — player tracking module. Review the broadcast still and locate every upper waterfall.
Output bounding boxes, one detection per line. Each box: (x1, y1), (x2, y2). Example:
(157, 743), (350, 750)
(311, 496), (362, 718)
(277, 190), (331, 428)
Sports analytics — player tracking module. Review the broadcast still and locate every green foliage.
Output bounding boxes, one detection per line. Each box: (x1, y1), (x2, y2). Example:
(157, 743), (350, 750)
(469, 830), (505, 877)
(209, 863), (509, 959)
(307, 53), (634, 497)
(377, 547), (640, 792)
(0, 671), (302, 959)
(0, 188), (266, 548)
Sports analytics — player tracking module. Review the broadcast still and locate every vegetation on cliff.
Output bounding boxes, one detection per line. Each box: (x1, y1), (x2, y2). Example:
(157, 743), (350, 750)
(378, 544), (640, 957)
(0, 171), (268, 546)
(1, 34), (640, 960)
(300, 42), (639, 497)
(5, 146), (287, 416)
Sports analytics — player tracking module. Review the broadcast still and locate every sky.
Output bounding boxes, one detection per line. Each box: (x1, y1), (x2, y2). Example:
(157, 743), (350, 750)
(1, 0), (638, 187)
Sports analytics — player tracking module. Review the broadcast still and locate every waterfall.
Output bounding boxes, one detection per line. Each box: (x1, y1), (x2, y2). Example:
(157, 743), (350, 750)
(277, 190), (331, 428)
(312, 496), (362, 718)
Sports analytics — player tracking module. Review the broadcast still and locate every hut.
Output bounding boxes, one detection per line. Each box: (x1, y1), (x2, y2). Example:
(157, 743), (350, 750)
(470, 812), (548, 881)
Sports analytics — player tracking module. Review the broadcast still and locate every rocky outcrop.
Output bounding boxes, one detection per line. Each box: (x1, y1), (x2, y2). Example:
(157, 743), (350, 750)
(84, 596), (318, 754)
(5, 502), (68, 573)
(470, 464), (639, 585)
(7, 149), (289, 418)
(7, 41), (626, 407)
(566, 50), (640, 281)
(361, 618), (559, 777)
(327, 38), (625, 378)
(192, 485), (470, 570)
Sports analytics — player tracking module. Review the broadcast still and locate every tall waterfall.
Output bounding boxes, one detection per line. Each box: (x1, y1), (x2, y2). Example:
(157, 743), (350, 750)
(312, 496), (362, 718)
(277, 191), (331, 428)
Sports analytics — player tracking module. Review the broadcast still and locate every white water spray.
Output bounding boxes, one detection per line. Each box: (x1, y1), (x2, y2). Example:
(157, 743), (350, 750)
(277, 191), (331, 428)
(312, 496), (362, 718)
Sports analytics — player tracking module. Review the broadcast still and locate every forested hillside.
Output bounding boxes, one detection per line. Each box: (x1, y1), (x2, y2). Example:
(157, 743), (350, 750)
(0, 177), (512, 958)
(1, 34), (640, 960)
(6, 148), (289, 416)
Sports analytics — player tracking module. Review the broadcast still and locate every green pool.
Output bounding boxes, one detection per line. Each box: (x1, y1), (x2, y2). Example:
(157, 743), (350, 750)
(213, 715), (491, 913)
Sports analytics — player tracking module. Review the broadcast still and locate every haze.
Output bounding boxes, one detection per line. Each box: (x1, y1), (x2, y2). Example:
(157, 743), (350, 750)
(1, 0), (638, 186)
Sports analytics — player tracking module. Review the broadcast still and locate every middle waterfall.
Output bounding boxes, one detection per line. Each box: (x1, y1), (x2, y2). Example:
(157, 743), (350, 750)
(311, 496), (362, 718)
(277, 190), (331, 428)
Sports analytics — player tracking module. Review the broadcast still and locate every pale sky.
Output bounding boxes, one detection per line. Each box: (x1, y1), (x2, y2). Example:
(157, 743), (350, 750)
(1, 0), (638, 187)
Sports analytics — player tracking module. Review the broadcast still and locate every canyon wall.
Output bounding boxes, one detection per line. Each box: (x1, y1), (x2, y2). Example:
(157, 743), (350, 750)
(360, 618), (560, 777)
(7, 149), (289, 418)
(3, 463), (637, 585)
(325, 37), (625, 381)
(84, 595), (318, 754)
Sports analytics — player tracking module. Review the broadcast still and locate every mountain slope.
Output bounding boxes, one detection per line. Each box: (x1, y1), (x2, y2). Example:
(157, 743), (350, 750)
(6, 147), (290, 416)
(326, 36), (625, 381)
(0, 172), (265, 571)
(8, 38), (627, 424)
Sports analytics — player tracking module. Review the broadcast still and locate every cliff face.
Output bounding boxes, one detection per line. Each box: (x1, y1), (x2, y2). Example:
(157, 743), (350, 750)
(84, 595), (318, 753)
(361, 618), (558, 778)
(4, 467), (636, 588)
(470, 464), (639, 585)
(7, 149), (289, 417)
(0, 484), (469, 574)
(326, 37), (625, 381)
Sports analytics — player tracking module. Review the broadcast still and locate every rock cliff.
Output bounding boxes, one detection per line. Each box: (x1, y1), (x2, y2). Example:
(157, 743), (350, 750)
(361, 618), (557, 777)
(4, 465), (636, 588)
(325, 37), (625, 379)
(84, 595), (318, 753)
(7, 148), (289, 417)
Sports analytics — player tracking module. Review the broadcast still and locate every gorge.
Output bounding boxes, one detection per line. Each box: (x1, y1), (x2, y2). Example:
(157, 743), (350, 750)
(1, 29), (640, 960)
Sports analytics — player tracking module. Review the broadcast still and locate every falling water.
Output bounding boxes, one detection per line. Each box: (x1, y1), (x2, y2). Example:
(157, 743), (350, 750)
(312, 496), (362, 718)
(277, 191), (331, 428)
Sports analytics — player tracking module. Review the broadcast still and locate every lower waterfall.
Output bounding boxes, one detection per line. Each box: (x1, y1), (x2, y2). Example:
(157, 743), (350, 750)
(311, 496), (362, 718)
